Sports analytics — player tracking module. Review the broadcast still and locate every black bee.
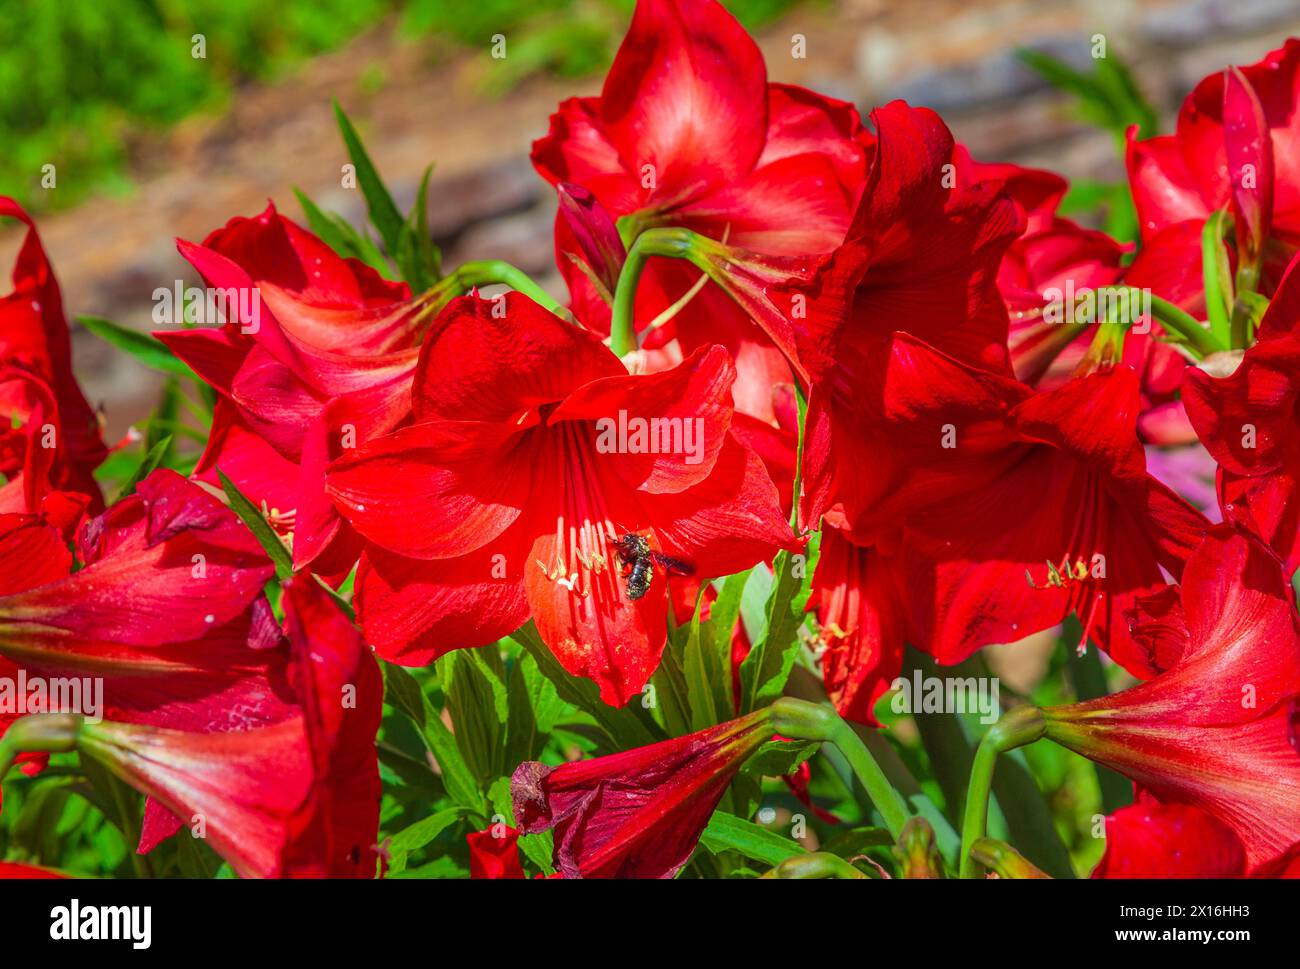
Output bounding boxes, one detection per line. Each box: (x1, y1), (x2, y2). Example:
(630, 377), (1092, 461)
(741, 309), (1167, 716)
(613, 533), (694, 601)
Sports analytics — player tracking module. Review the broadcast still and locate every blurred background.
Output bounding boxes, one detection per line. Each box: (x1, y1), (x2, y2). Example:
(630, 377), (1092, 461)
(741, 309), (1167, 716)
(2, 0), (1299, 440)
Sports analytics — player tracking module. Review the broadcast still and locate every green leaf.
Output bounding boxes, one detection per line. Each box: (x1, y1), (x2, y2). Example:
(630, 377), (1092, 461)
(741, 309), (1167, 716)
(146, 378), (182, 456)
(439, 647), (509, 782)
(333, 101), (405, 256)
(1017, 48), (1157, 144)
(738, 532), (820, 712)
(504, 649), (555, 768)
(78, 316), (194, 376)
(113, 435), (173, 502)
(293, 186), (394, 278)
(741, 738), (819, 778)
(819, 826), (895, 858)
(699, 811), (804, 868)
(652, 620), (694, 737)
(395, 164), (441, 290)
(216, 470), (294, 580)
(682, 588), (725, 731)
(510, 622), (660, 751)
(382, 662), (485, 816)
(387, 807), (465, 874)
(705, 570), (747, 708)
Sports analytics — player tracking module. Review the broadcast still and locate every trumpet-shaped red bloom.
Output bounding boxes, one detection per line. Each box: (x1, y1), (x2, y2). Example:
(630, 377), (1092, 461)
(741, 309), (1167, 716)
(0, 198), (107, 512)
(77, 575), (382, 879)
(795, 102), (1022, 526)
(1184, 255), (1300, 573)
(953, 152), (1194, 444)
(1044, 526), (1300, 871)
(809, 335), (1207, 681)
(512, 710), (772, 878)
(155, 203), (421, 574)
(534, 0), (872, 423)
(0, 469), (289, 734)
(327, 292), (793, 705)
(1092, 798), (1248, 878)
(1126, 40), (1300, 305)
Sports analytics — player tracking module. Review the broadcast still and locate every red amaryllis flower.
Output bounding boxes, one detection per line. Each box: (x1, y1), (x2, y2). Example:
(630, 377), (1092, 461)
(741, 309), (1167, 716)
(1044, 525), (1300, 871)
(534, 0), (872, 423)
(466, 826), (526, 879)
(0, 468), (294, 831)
(0, 198), (107, 511)
(0, 469), (288, 735)
(791, 102), (1021, 526)
(1126, 39), (1300, 305)
(1092, 798), (1248, 878)
(77, 575), (382, 879)
(154, 202), (420, 574)
(948, 153), (1195, 445)
(814, 335), (1207, 681)
(326, 292), (794, 706)
(1183, 255), (1300, 573)
(512, 709), (773, 878)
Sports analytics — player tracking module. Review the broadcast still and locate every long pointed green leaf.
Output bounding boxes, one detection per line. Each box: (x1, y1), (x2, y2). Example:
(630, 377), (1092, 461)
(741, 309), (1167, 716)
(333, 101), (405, 255)
(216, 470), (293, 580)
(113, 435), (173, 502)
(79, 316), (193, 376)
(699, 812), (804, 868)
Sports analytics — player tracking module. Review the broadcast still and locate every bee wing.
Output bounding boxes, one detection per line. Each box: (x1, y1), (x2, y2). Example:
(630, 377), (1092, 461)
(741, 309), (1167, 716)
(651, 551), (695, 576)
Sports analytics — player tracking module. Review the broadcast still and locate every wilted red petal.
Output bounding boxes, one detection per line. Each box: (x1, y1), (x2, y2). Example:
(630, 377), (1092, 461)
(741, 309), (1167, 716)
(513, 710), (772, 878)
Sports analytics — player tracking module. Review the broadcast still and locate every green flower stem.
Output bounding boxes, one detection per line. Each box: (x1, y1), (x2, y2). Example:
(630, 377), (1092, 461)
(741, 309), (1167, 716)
(1201, 211), (1234, 349)
(609, 227), (697, 358)
(448, 260), (568, 319)
(958, 704), (1046, 879)
(770, 698), (911, 840)
(1148, 292), (1222, 358)
(1086, 287), (1220, 361)
(762, 852), (869, 879)
(0, 713), (83, 779)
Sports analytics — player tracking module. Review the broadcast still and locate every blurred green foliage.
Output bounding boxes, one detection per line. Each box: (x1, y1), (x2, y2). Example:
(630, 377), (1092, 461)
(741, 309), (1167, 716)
(0, 0), (392, 208)
(0, 0), (801, 211)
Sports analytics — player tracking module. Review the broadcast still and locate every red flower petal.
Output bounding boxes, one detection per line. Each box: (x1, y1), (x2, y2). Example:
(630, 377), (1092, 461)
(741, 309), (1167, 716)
(327, 420), (532, 560)
(598, 0), (767, 207)
(1093, 800), (1247, 878)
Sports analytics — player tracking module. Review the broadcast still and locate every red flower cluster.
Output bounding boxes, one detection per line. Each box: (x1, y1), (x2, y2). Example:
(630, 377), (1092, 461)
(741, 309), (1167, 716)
(2, 0), (1299, 882)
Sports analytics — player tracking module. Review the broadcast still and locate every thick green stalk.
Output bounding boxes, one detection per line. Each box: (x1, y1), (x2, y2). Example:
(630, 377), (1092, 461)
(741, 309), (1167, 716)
(769, 698), (911, 840)
(450, 260), (567, 318)
(958, 705), (1046, 878)
(1201, 211), (1234, 348)
(0, 713), (82, 778)
(609, 227), (695, 357)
